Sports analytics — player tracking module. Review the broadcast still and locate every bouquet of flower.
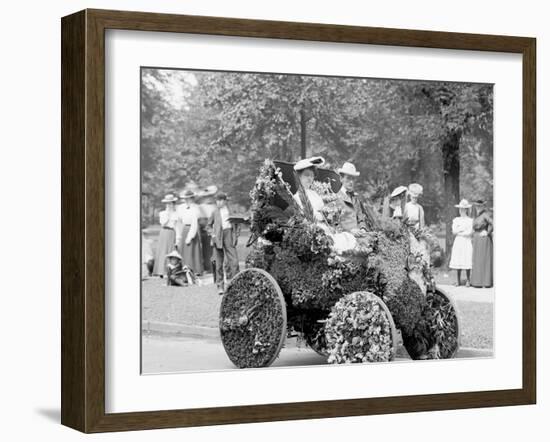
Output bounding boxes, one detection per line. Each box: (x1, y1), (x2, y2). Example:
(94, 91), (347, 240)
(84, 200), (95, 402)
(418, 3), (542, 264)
(325, 291), (395, 363)
(310, 180), (342, 228)
(249, 159), (296, 242)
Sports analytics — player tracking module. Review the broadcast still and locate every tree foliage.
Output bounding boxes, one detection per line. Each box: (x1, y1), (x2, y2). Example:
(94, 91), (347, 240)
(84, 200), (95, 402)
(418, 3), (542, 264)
(141, 69), (493, 249)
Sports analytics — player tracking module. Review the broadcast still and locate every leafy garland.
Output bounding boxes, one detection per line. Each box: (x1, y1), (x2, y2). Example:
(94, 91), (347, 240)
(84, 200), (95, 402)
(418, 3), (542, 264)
(309, 180), (343, 228)
(401, 290), (459, 359)
(219, 270), (286, 368)
(249, 160), (285, 207)
(244, 237), (275, 271)
(248, 159), (296, 243)
(247, 209), (428, 329)
(243, 160), (459, 362)
(409, 225), (444, 268)
(269, 247), (332, 309)
(325, 292), (395, 363)
(409, 225), (439, 249)
(281, 216), (334, 260)
(370, 233), (427, 335)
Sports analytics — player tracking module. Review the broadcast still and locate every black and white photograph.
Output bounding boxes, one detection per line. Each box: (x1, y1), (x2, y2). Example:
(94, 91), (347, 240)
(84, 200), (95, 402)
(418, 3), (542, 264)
(140, 67), (494, 373)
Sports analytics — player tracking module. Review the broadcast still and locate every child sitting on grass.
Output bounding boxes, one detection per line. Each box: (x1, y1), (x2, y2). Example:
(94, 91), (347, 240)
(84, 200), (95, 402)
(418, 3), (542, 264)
(165, 250), (200, 287)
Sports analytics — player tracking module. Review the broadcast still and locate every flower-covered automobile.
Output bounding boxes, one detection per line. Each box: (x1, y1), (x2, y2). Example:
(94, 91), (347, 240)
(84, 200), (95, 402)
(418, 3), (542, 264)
(219, 159), (460, 368)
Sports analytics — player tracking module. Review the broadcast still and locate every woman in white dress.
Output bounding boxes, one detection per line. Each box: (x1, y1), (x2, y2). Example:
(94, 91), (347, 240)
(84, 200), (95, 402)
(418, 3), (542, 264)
(403, 183), (425, 229)
(449, 199), (473, 286)
(152, 194), (179, 277)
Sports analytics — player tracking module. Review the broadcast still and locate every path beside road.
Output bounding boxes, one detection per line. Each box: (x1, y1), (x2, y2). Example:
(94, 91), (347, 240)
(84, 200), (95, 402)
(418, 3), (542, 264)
(439, 284), (494, 303)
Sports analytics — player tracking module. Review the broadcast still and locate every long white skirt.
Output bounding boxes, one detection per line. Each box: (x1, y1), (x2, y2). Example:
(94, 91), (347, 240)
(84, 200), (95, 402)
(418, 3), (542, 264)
(449, 235), (473, 269)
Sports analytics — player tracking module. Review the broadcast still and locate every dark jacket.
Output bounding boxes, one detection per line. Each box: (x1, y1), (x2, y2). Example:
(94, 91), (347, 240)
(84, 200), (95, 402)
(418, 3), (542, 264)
(207, 207), (240, 249)
(473, 210), (493, 235)
(336, 188), (368, 231)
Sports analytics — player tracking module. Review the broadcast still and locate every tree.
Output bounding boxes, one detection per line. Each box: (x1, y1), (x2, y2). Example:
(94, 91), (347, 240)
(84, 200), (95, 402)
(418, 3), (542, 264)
(141, 69), (219, 201)
(418, 83), (493, 253)
(141, 68), (493, 263)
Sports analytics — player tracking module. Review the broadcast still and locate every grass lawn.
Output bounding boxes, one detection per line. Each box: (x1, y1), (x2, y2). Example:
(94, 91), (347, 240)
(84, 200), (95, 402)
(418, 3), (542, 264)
(142, 276), (493, 350)
(142, 277), (222, 328)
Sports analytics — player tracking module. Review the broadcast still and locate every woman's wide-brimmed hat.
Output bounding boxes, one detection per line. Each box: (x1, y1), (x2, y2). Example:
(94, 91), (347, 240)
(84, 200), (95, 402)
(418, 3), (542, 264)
(390, 185), (408, 198)
(473, 198), (486, 205)
(165, 250), (182, 261)
(337, 161), (360, 177)
(455, 198), (472, 209)
(408, 183), (423, 197)
(161, 194), (178, 203)
(294, 156), (325, 171)
(179, 189), (196, 199)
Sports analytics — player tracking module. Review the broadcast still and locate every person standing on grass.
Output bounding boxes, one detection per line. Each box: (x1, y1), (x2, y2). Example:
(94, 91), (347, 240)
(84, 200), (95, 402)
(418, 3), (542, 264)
(152, 194), (179, 277)
(449, 199), (474, 287)
(176, 189), (204, 276)
(196, 185), (218, 274)
(207, 192), (240, 295)
(470, 199), (493, 288)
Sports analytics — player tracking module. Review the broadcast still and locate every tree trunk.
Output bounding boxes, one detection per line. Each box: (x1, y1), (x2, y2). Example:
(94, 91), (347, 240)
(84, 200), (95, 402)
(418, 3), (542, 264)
(300, 108), (307, 159)
(442, 130), (461, 259)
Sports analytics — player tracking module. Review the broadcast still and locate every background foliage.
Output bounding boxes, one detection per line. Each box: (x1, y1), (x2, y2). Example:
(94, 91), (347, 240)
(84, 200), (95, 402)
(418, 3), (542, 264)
(141, 68), (493, 251)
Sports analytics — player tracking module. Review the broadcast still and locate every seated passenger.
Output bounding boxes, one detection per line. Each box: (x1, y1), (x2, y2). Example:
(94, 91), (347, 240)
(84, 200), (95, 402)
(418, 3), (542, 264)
(293, 157), (357, 254)
(292, 156), (326, 222)
(335, 162), (368, 235)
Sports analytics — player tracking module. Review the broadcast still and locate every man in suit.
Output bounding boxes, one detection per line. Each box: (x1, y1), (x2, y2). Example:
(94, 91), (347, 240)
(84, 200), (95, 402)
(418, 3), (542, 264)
(207, 192), (240, 294)
(336, 162), (377, 234)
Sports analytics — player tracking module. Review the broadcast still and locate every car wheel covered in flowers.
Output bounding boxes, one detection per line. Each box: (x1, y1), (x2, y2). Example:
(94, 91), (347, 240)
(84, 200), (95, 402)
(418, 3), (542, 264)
(219, 160), (460, 368)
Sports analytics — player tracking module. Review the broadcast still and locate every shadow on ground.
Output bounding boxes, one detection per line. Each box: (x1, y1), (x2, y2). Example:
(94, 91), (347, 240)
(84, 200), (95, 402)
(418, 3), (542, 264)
(35, 408), (60, 423)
